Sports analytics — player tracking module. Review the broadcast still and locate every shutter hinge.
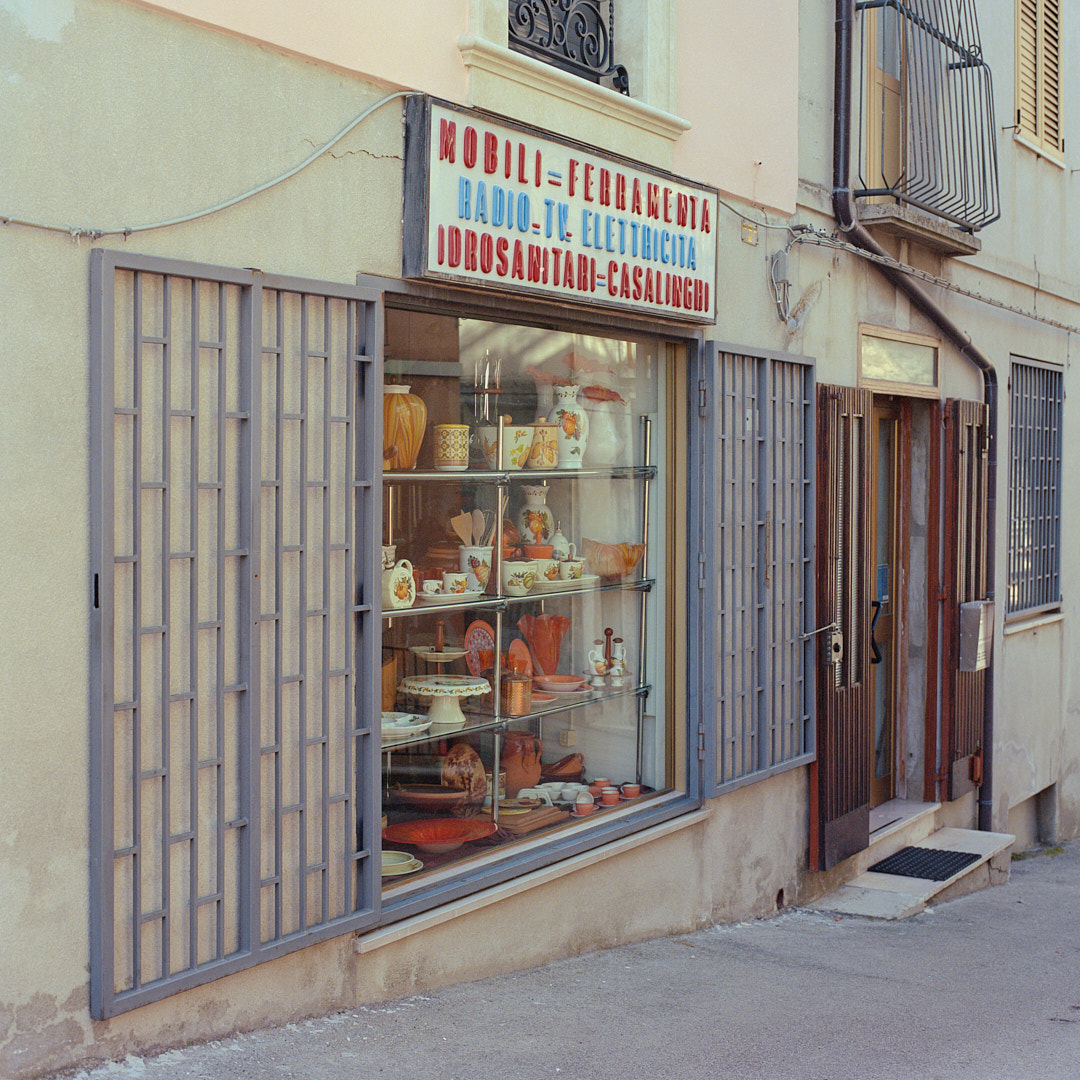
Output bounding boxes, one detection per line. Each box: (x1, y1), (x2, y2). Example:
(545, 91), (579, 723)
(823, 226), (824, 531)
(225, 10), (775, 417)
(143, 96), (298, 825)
(698, 550), (706, 589)
(697, 722), (707, 761)
(698, 379), (707, 416)
(93, 572), (100, 609)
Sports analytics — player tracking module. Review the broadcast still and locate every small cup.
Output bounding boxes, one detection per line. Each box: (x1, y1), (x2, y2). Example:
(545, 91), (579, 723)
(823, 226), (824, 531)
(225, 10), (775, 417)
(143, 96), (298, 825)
(442, 571), (469, 594)
(433, 423), (470, 472)
(621, 783), (642, 799)
(501, 559), (538, 596)
(559, 557), (585, 581)
(592, 777), (610, 787)
(574, 801), (597, 816)
(421, 579), (443, 595)
(601, 787), (620, 805)
(381, 544), (397, 570)
(535, 557), (561, 583)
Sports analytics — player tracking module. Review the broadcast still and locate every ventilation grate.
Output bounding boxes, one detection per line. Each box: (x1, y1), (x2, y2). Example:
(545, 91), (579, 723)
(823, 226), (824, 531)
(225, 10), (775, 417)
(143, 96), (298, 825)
(868, 846), (980, 881)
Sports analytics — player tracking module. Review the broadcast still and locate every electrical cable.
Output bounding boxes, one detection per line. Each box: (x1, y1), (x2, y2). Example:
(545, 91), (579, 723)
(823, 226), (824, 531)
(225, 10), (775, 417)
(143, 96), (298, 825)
(1, 90), (414, 242)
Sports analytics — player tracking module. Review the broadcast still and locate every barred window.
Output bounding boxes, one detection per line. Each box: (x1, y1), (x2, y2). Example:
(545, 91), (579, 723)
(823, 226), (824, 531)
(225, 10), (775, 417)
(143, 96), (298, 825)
(1007, 358), (1063, 619)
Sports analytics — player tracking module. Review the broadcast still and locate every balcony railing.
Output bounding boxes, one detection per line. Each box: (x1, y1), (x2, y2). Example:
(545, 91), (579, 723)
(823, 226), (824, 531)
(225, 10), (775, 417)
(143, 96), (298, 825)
(508, 0), (629, 95)
(856, 0), (999, 231)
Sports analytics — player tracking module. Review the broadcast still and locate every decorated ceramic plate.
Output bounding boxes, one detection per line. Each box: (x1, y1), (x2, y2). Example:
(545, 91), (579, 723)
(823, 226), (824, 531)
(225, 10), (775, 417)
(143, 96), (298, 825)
(409, 645), (468, 663)
(507, 638), (533, 676)
(416, 590), (485, 606)
(382, 817), (498, 854)
(380, 712), (432, 742)
(531, 574), (600, 594)
(464, 620), (497, 677)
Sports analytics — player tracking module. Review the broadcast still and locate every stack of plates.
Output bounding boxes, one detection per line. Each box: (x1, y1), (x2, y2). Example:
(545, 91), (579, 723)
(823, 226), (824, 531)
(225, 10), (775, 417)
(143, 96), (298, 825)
(382, 850), (423, 877)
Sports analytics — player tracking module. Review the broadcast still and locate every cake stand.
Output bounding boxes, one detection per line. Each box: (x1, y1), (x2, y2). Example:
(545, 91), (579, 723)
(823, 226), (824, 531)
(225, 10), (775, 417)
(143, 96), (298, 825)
(398, 674), (490, 731)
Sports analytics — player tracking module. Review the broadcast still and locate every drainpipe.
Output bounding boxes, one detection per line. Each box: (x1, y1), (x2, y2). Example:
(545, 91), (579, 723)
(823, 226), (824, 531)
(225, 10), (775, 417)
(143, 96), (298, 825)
(833, 0), (997, 832)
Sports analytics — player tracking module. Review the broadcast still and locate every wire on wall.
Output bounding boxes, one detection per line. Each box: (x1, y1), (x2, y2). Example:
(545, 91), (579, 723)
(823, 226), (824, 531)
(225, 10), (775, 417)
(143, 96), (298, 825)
(1, 91), (414, 242)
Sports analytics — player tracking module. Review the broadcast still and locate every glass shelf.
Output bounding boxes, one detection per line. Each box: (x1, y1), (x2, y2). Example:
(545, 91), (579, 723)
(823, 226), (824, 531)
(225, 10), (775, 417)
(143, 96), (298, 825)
(383, 464), (657, 485)
(381, 682), (652, 751)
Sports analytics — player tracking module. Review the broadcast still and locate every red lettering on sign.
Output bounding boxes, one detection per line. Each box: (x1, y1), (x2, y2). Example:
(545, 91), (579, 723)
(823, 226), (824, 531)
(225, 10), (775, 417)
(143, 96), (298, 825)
(607, 260), (619, 297)
(632, 265), (643, 300)
(518, 143), (528, 184)
(677, 193), (688, 228)
(702, 200), (711, 233)
(643, 267), (654, 303)
(528, 244), (543, 282)
(535, 150), (543, 188)
(495, 236), (509, 276)
(619, 263), (631, 299)
(463, 126), (477, 169)
(647, 183), (660, 220)
(599, 168), (611, 207)
(563, 250), (575, 287)
(615, 172), (627, 211)
(480, 232), (494, 274)
(447, 226), (462, 268)
(439, 119), (456, 163)
(511, 239), (525, 280)
(437, 224), (445, 265)
(464, 229), (478, 271)
(584, 163), (594, 202)
(631, 178), (642, 215)
(568, 159), (579, 197)
(484, 131), (498, 174)
(663, 187), (672, 223)
(504, 139), (512, 180)
(688, 195), (698, 230)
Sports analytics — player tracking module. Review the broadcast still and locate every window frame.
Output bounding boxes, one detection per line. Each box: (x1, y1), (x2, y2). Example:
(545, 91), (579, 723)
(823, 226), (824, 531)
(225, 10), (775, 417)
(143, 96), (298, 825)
(1015, 0), (1064, 160)
(1006, 356), (1063, 621)
(858, 325), (941, 399)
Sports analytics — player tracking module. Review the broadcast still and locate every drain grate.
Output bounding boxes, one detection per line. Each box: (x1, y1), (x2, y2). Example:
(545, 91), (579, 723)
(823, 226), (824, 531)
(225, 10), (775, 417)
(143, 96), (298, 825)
(868, 846), (981, 881)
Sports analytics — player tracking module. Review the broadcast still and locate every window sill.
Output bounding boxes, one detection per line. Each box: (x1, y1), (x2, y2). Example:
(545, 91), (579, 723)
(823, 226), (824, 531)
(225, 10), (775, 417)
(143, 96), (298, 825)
(457, 35), (689, 158)
(355, 805), (711, 953)
(1004, 609), (1063, 636)
(1012, 133), (1066, 169)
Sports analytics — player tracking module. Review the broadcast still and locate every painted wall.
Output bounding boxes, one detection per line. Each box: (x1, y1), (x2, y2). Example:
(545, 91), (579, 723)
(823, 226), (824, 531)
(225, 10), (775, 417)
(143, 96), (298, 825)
(0, 2), (812, 1076)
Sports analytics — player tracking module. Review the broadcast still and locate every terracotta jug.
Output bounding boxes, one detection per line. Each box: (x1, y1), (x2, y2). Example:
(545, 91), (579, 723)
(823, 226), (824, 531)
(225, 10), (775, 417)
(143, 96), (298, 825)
(501, 731), (543, 796)
(383, 384), (427, 470)
(517, 613), (570, 676)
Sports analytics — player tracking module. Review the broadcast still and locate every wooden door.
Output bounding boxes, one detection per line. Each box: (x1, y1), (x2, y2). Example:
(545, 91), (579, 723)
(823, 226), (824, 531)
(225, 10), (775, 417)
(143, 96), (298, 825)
(811, 385), (874, 870)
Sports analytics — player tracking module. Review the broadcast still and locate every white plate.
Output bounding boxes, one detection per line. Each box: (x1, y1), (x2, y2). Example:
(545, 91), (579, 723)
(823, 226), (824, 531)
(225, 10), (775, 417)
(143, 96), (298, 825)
(382, 857), (424, 876)
(409, 646), (468, 663)
(416, 590), (485, 606)
(381, 712), (432, 742)
(530, 574), (600, 594)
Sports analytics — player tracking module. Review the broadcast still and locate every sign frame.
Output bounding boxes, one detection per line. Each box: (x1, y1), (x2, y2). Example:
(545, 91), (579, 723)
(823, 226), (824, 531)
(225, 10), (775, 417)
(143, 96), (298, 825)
(403, 96), (719, 324)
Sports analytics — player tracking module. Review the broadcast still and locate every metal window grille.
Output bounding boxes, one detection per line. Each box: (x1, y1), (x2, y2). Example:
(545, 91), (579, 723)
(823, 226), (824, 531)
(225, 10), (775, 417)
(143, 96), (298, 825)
(90, 251), (383, 1019)
(697, 346), (816, 795)
(1007, 359), (1062, 618)
(508, 0), (630, 94)
(856, 0), (1000, 230)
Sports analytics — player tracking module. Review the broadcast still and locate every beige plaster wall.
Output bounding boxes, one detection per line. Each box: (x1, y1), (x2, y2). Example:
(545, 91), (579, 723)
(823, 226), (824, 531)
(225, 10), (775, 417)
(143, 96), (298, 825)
(674, 0), (800, 216)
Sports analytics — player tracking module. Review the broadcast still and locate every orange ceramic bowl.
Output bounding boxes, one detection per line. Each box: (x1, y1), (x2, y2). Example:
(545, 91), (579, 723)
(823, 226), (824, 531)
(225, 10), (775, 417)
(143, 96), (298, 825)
(382, 818), (497, 854)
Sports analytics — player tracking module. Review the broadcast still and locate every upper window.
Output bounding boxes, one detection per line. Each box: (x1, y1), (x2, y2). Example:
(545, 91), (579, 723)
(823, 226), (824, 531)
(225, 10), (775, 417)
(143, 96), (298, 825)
(859, 326), (940, 398)
(1007, 358), (1063, 619)
(508, 0), (629, 94)
(1016, 0), (1063, 157)
(856, 0), (1000, 230)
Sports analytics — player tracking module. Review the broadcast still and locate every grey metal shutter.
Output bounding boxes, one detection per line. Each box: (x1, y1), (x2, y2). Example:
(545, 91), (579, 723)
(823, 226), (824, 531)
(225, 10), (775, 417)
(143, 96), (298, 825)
(90, 251), (382, 1018)
(696, 343), (816, 797)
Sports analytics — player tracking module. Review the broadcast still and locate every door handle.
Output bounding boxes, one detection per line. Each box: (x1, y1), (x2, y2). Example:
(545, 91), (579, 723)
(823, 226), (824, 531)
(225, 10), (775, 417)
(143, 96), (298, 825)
(870, 600), (883, 665)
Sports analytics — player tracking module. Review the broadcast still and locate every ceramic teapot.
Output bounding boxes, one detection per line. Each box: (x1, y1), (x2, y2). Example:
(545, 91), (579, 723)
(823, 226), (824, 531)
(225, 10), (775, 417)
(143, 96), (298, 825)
(501, 731), (543, 796)
(381, 558), (416, 610)
(550, 524), (575, 562)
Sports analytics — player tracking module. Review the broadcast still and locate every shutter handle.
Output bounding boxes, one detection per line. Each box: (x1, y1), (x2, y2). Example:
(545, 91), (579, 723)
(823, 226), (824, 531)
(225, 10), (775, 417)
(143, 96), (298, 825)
(870, 600), (883, 665)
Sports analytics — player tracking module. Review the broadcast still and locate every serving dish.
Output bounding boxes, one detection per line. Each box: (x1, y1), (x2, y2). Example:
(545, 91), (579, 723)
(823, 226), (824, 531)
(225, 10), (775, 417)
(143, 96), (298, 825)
(382, 817), (498, 854)
(530, 573), (600, 594)
(381, 712), (432, 742)
(416, 590), (485, 607)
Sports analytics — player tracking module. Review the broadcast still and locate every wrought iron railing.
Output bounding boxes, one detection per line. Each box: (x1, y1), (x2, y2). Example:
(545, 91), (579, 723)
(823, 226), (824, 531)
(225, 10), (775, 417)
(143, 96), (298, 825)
(508, 0), (629, 95)
(856, 0), (999, 231)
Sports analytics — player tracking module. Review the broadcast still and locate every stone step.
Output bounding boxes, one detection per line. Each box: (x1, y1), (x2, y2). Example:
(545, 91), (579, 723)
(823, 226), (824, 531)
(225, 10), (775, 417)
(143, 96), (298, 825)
(804, 827), (1015, 920)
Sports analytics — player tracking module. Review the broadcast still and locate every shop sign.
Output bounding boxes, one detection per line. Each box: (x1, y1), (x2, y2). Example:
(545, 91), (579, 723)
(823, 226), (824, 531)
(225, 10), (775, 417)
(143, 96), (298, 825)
(403, 97), (718, 323)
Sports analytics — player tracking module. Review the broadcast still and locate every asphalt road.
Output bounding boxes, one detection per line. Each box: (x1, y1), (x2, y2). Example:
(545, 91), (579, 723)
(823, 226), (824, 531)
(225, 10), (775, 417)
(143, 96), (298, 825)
(63, 840), (1080, 1080)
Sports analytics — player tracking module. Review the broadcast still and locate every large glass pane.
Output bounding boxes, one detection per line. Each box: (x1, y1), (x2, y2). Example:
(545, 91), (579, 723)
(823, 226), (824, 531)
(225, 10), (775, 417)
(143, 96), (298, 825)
(378, 312), (670, 891)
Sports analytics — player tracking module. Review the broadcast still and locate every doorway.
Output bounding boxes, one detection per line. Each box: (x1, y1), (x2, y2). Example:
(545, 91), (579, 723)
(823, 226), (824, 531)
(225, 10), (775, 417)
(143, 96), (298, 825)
(869, 402), (902, 808)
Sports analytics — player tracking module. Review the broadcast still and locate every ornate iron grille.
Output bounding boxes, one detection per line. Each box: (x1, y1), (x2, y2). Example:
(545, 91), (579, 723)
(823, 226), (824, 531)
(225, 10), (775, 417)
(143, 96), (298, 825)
(509, 0), (629, 94)
(856, 0), (1000, 230)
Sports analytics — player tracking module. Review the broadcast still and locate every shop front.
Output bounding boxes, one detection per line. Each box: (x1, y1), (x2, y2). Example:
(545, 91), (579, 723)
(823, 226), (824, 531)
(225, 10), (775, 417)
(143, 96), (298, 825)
(88, 96), (720, 1017)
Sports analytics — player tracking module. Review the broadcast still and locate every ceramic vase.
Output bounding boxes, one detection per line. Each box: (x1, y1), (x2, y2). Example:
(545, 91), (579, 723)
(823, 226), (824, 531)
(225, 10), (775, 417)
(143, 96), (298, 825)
(582, 398), (624, 467)
(382, 384), (427, 470)
(517, 484), (555, 545)
(547, 384), (589, 469)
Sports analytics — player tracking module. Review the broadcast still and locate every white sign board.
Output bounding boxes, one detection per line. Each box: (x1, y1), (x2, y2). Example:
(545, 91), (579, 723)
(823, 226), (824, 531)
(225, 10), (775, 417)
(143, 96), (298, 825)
(404, 98), (718, 323)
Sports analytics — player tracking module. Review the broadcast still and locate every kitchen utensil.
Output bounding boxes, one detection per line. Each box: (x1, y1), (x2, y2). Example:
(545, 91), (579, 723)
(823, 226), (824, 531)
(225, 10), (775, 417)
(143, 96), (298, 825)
(450, 512), (473, 547)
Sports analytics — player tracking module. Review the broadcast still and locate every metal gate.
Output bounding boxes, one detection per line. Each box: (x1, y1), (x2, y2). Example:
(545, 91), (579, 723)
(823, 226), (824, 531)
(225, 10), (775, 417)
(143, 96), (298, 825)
(696, 344), (816, 796)
(90, 251), (382, 1018)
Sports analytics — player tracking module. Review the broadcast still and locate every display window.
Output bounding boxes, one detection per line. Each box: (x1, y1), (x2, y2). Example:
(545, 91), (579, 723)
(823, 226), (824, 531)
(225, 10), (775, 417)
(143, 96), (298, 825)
(379, 308), (674, 890)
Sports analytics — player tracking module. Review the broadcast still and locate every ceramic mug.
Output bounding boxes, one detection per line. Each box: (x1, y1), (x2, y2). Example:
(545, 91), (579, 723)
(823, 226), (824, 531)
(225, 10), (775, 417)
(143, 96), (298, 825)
(501, 559), (538, 596)
(535, 557), (561, 583)
(459, 545), (494, 592)
(559, 558), (585, 580)
(421, 579), (443, 595)
(433, 423), (470, 472)
(442, 571), (469, 594)
(621, 783), (642, 798)
(601, 787), (620, 805)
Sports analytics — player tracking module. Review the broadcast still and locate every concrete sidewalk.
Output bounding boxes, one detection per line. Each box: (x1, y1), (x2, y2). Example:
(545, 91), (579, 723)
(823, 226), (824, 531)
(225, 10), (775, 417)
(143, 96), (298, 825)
(64, 842), (1080, 1080)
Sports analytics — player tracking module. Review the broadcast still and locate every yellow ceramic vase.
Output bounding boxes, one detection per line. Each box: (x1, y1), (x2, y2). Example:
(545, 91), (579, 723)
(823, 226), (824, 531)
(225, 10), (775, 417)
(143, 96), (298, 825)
(383, 384), (427, 470)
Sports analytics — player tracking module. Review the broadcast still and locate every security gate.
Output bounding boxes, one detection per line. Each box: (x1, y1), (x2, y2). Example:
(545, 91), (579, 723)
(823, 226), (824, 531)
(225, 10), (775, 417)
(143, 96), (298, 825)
(90, 251), (383, 1018)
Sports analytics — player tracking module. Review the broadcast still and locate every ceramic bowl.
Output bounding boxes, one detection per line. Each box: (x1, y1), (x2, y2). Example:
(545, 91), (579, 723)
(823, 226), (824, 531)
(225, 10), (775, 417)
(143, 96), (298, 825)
(533, 674), (587, 693)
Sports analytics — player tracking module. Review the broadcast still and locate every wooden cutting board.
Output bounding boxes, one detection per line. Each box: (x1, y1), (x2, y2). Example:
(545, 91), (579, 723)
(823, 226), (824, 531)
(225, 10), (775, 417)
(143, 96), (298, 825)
(497, 804), (569, 835)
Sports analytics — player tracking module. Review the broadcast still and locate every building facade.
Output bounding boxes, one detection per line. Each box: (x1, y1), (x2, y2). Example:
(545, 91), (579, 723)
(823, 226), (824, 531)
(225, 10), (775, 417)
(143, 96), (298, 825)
(0, 0), (1076, 1076)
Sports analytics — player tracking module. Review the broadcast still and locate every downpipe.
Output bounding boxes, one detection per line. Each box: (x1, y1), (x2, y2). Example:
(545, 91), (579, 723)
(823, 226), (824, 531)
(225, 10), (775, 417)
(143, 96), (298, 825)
(832, 0), (997, 832)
